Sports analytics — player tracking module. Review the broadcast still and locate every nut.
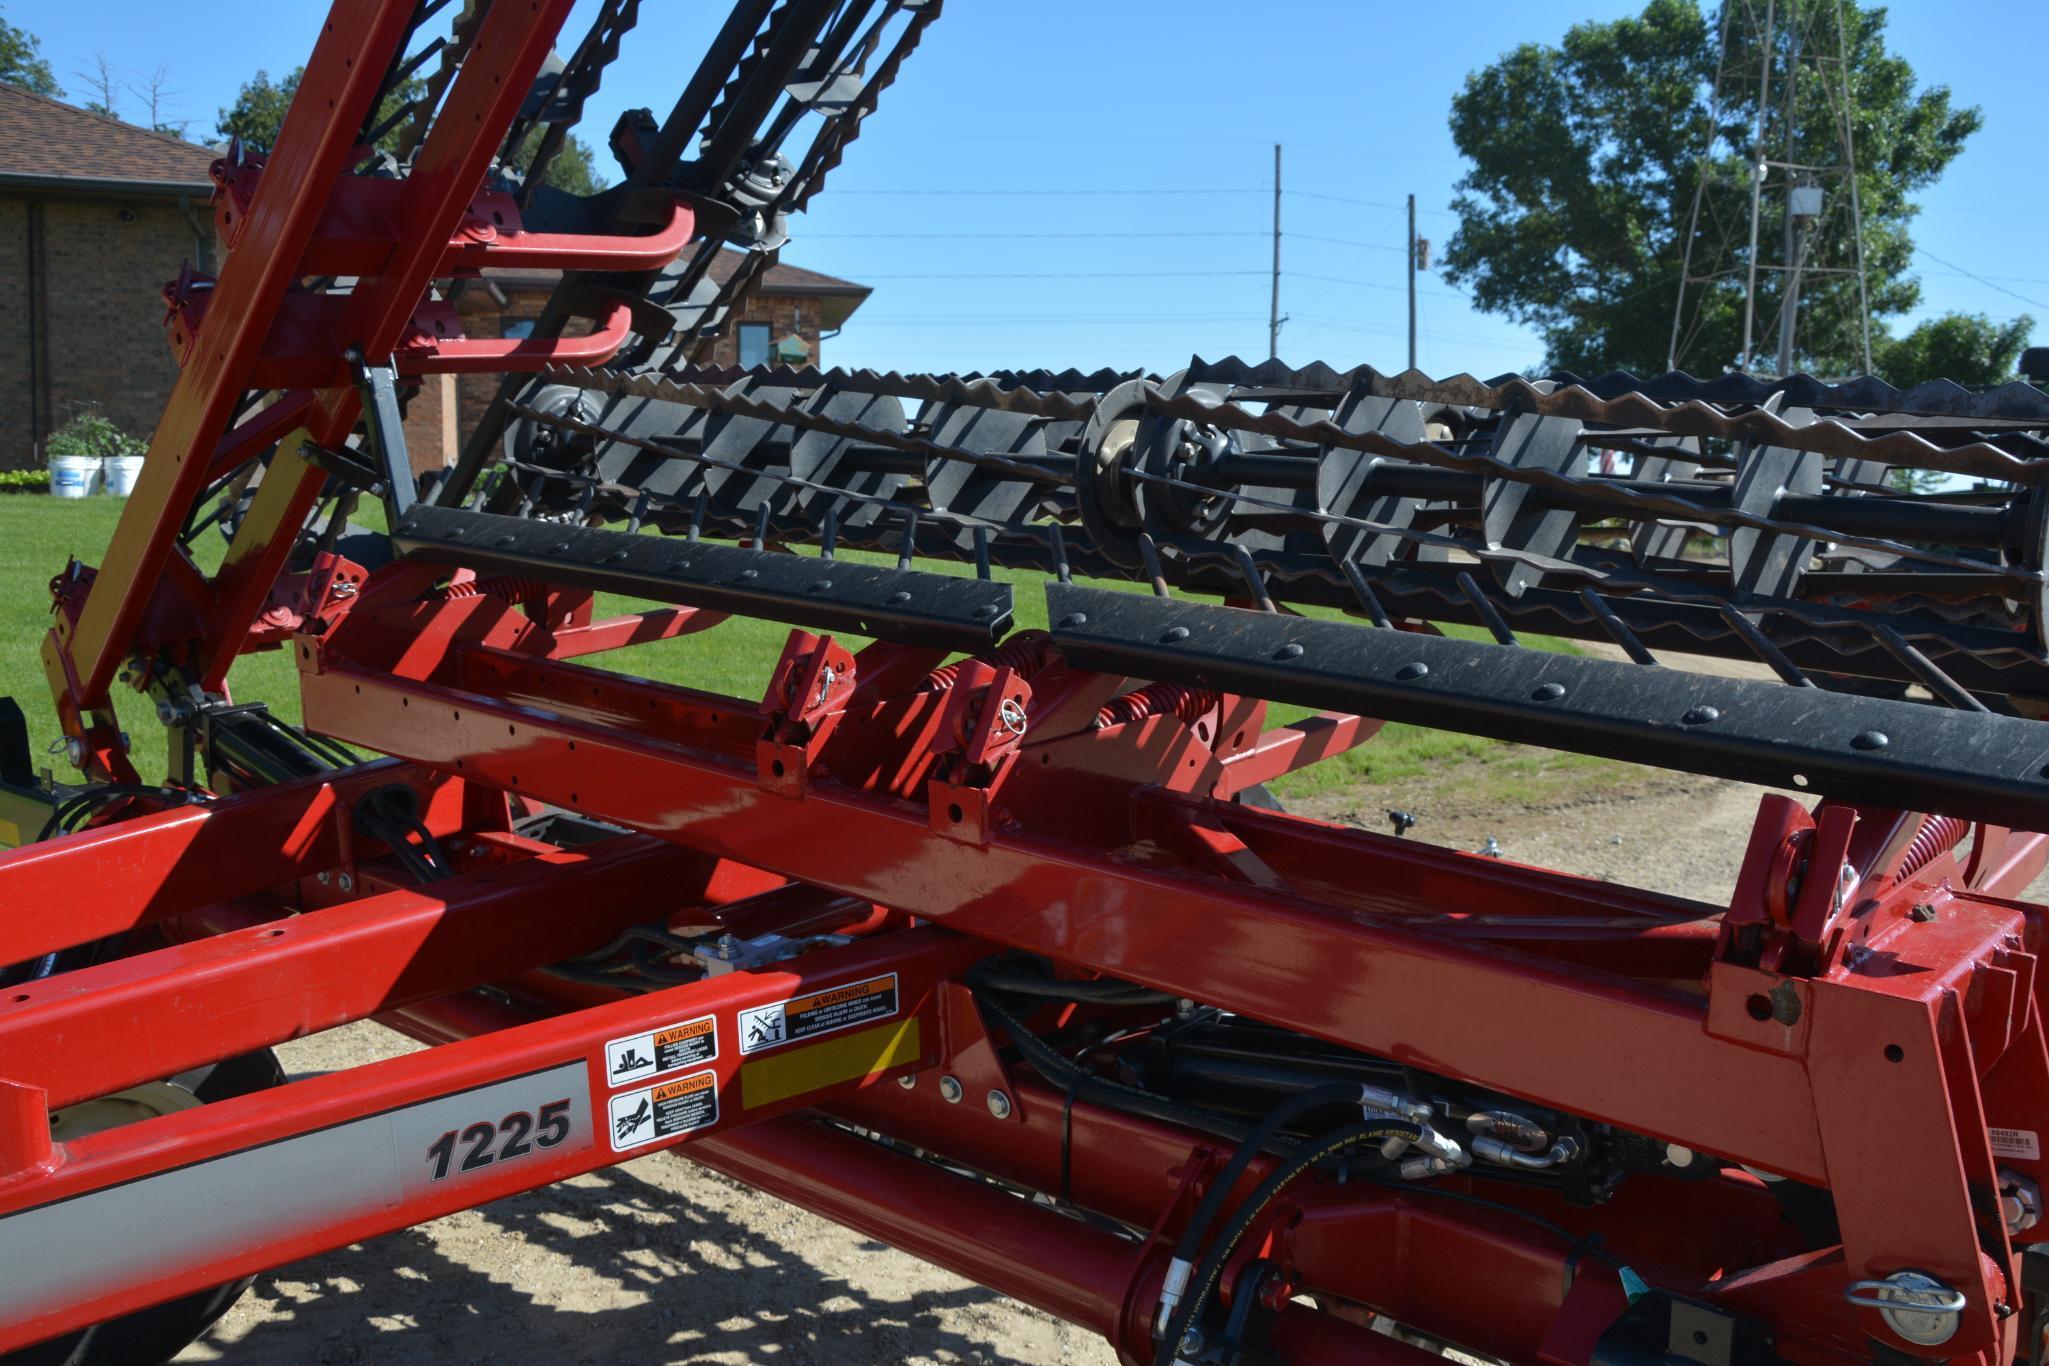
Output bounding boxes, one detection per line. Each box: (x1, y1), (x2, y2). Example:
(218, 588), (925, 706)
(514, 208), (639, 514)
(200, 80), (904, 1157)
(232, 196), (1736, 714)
(2001, 1168), (2041, 1235)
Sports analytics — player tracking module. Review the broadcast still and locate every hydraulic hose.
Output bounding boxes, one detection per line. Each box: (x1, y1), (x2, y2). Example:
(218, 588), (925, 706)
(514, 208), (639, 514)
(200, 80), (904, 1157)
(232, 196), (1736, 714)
(1152, 1082), (1374, 1341)
(1153, 1118), (1421, 1366)
(973, 986), (1262, 1146)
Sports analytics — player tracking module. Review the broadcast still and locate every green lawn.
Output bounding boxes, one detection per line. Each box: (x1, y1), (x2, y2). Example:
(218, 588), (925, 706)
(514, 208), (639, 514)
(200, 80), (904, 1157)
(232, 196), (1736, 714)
(0, 495), (1588, 798)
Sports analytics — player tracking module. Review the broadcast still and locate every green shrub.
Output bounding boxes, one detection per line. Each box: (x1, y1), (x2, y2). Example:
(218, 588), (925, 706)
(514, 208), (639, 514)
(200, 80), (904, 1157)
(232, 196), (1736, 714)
(0, 470), (46, 493)
(45, 412), (145, 462)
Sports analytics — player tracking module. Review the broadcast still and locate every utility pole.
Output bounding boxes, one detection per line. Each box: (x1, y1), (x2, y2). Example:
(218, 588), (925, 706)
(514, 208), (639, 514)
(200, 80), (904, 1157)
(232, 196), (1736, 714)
(1739, 0), (1775, 371)
(1406, 193), (1417, 371)
(1268, 144), (1283, 359)
(1773, 24), (1805, 377)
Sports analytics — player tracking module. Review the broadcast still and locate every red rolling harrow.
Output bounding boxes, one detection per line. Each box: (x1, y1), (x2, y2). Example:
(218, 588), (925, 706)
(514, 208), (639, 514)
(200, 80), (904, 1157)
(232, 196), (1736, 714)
(4, 2), (2049, 1363)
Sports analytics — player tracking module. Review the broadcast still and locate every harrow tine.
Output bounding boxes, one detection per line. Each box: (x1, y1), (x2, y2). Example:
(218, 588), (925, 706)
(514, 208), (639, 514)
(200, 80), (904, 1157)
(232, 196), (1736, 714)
(1458, 571), (1517, 646)
(1234, 543), (1277, 613)
(1138, 533), (1172, 599)
(897, 507), (919, 570)
(1340, 561), (1393, 628)
(1048, 522), (1073, 585)
(1870, 623), (1991, 713)
(1715, 605), (1814, 689)
(1578, 589), (1659, 666)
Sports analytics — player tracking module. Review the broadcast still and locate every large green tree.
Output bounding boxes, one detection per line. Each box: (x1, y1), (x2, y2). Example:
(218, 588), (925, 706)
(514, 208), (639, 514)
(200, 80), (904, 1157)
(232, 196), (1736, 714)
(1443, 0), (1996, 378)
(1877, 310), (2034, 389)
(217, 68), (600, 196)
(0, 9), (59, 96)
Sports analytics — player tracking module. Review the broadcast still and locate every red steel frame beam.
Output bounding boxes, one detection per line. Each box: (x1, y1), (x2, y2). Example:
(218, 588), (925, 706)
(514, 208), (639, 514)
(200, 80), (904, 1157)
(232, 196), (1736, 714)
(0, 835), (726, 1109)
(289, 632), (2046, 1360)
(299, 650), (1835, 1176)
(0, 759), (463, 965)
(0, 926), (980, 1352)
(56, 0), (423, 707)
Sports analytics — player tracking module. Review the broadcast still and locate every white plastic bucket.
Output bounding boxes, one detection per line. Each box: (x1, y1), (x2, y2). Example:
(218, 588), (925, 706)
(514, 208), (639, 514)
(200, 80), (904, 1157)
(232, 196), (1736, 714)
(100, 454), (144, 496)
(49, 456), (98, 499)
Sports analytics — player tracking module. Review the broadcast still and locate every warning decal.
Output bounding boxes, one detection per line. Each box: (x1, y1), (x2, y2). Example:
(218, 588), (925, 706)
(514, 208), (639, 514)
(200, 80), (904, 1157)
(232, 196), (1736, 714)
(737, 973), (900, 1055)
(609, 1071), (719, 1152)
(604, 1015), (717, 1088)
(1991, 1126), (2042, 1160)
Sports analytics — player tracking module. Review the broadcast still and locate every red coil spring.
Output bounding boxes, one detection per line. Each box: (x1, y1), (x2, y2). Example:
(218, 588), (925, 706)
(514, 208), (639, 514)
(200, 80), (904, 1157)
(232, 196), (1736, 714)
(1895, 814), (1970, 881)
(431, 574), (557, 604)
(1095, 682), (1218, 730)
(917, 631), (1055, 693)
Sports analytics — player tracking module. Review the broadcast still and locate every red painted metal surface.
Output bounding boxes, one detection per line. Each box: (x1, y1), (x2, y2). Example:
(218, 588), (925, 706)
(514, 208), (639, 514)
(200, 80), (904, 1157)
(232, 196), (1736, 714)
(5, 0), (2046, 1360)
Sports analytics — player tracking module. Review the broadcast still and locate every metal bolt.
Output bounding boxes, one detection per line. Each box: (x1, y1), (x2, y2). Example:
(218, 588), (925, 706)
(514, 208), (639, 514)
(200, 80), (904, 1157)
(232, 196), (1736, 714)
(1681, 705), (1721, 725)
(1532, 682), (1566, 701)
(1664, 1143), (1695, 1168)
(986, 1090), (1012, 1119)
(155, 699), (178, 725)
(1178, 1327), (1204, 1357)
(315, 870), (331, 886)
(1160, 626), (1189, 643)
(337, 873), (355, 893)
(1272, 642), (1303, 661)
(715, 934), (741, 961)
(938, 1075), (963, 1104)
(1851, 729), (1890, 751)
(2001, 1169), (2041, 1235)
(1058, 612), (1087, 628)
(896, 1074), (917, 1090)
(63, 737), (84, 769)
(1908, 902), (1938, 923)
(1395, 661), (1429, 681)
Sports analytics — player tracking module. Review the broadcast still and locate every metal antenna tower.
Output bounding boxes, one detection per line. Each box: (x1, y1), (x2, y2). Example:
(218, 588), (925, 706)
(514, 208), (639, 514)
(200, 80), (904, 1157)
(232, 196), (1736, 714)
(1666, 0), (1872, 376)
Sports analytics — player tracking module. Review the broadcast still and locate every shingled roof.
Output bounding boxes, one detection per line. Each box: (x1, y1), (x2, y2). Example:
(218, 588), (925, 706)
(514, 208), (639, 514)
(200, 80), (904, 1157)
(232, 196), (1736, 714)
(0, 82), (217, 193)
(476, 248), (873, 329)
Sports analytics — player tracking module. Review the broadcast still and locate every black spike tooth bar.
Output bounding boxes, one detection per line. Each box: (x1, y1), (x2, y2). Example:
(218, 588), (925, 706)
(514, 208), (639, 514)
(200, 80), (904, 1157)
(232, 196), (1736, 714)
(1045, 583), (2049, 829)
(391, 502), (1012, 650)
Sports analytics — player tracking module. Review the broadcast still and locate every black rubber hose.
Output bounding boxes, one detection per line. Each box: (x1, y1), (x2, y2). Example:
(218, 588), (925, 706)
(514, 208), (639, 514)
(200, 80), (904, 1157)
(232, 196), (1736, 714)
(1156, 1081), (1367, 1336)
(973, 987), (1260, 1146)
(967, 965), (1175, 1004)
(1153, 1118), (1419, 1366)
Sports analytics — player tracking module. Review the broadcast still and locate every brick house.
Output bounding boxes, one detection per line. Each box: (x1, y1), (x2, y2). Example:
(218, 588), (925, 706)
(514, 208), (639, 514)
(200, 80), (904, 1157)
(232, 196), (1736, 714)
(0, 83), (218, 470)
(429, 257), (869, 465)
(0, 82), (872, 473)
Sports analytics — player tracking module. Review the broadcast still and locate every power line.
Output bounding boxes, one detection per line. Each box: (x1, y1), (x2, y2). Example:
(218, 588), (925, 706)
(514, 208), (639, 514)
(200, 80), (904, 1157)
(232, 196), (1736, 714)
(1288, 188), (1457, 217)
(803, 230), (1266, 240)
(844, 274), (1261, 293)
(1914, 247), (2049, 311)
(1291, 232), (1402, 252)
(1292, 271), (1466, 300)
(848, 315), (1268, 328)
(828, 186), (1265, 196)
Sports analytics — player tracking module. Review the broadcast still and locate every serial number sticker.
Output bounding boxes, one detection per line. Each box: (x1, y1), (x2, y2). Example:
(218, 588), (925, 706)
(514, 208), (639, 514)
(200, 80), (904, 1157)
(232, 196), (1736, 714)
(609, 1071), (719, 1152)
(737, 973), (900, 1055)
(1991, 1127), (2041, 1160)
(604, 1015), (717, 1088)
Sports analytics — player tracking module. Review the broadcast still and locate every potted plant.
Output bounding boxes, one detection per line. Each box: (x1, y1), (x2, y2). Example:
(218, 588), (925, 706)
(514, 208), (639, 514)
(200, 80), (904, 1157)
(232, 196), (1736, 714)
(45, 410), (146, 498)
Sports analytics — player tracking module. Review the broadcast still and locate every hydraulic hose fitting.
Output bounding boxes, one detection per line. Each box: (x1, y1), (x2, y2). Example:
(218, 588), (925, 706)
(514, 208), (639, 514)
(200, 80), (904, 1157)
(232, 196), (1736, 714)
(1472, 1133), (1583, 1170)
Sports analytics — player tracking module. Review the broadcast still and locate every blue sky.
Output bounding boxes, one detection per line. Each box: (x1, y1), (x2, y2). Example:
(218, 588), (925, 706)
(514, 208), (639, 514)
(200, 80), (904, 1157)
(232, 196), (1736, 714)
(16, 0), (2046, 377)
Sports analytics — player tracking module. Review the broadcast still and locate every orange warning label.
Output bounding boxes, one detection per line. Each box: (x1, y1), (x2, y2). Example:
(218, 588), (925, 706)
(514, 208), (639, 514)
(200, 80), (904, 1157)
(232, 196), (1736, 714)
(738, 973), (900, 1054)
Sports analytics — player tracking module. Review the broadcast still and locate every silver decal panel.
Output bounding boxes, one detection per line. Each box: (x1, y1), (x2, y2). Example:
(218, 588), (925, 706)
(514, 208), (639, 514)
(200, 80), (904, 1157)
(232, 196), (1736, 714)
(0, 1063), (590, 1324)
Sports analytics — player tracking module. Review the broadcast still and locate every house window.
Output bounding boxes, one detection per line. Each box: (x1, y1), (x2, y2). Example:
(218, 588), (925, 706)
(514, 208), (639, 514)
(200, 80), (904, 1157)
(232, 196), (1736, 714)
(739, 323), (771, 368)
